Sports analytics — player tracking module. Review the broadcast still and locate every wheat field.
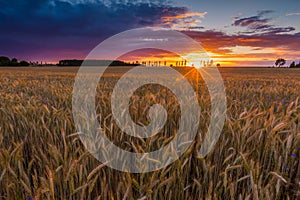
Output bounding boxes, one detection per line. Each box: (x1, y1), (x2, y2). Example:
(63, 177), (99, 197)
(0, 67), (299, 199)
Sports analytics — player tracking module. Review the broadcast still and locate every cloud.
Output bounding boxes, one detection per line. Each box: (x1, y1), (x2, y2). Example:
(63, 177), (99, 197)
(233, 10), (273, 28)
(181, 29), (300, 65)
(119, 28), (300, 66)
(1, 2), (299, 66)
(232, 10), (296, 35)
(286, 12), (300, 16)
(183, 26), (205, 30)
(233, 16), (269, 27)
(0, 0), (191, 61)
(183, 29), (300, 51)
(260, 27), (295, 34)
(257, 10), (274, 16)
(162, 11), (207, 20)
(100, 8), (300, 66)
(161, 11), (207, 29)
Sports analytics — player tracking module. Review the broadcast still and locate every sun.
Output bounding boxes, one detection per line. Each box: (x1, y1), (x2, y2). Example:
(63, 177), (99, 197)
(183, 52), (211, 68)
(189, 62), (202, 69)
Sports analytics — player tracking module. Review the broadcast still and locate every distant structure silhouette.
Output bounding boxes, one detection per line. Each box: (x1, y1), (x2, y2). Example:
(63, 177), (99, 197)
(57, 59), (138, 66)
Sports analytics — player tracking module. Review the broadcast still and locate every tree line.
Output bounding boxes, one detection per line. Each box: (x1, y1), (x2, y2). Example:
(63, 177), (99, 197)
(0, 56), (29, 66)
(1, 55), (300, 68)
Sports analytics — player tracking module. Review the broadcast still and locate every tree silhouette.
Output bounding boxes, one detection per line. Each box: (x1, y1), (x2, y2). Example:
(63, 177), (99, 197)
(10, 58), (18, 66)
(19, 61), (30, 66)
(290, 61), (296, 68)
(0, 56), (31, 66)
(291, 61), (300, 68)
(275, 58), (286, 67)
(0, 56), (10, 66)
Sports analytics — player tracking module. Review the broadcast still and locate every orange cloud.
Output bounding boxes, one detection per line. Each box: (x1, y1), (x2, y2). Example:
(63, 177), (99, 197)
(162, 11), (208, 30)
(162, 11), (207, 20)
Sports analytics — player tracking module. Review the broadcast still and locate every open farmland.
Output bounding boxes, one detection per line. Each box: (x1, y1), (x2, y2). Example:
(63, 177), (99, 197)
(0, 67), (299, 199)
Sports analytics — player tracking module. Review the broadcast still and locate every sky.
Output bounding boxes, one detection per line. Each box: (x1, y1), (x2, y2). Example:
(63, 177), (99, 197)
(1, 0), (300, 66)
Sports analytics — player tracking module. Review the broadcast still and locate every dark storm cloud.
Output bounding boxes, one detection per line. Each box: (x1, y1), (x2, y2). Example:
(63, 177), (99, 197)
(232, 10), (295, 35)
(0, 0), (187, 36)
(233, 10), (273, 27)
(233, 16), (269, 27)
(0, 0), (188, 60)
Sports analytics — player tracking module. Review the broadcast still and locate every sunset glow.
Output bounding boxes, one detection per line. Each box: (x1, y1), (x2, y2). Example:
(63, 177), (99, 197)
(1, 0), (299, 67)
